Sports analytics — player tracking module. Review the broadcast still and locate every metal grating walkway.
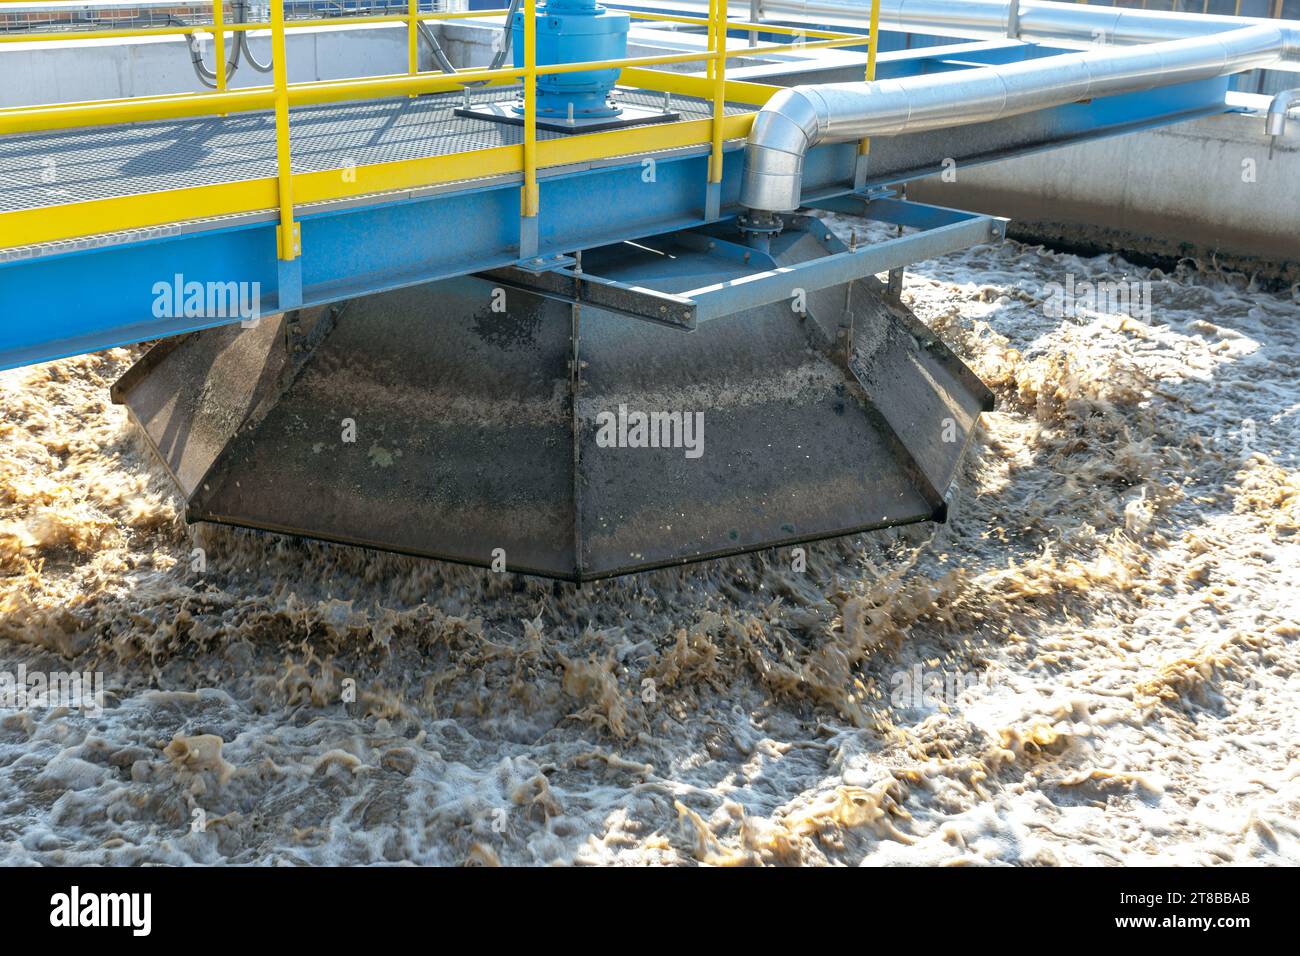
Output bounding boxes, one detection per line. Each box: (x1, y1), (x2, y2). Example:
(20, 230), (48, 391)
(0, 87), (752, 215)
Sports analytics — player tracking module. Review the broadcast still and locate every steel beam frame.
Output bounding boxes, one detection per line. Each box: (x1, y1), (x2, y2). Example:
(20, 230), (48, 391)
(0, 44), (1235, 371)
(479, 199), (1003, 329)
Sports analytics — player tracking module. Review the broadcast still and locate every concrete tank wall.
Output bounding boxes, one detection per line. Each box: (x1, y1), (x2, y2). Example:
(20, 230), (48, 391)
(0, 23), (433, 105)
(908, 93), (1300, 274)
(0, 19), (719, 105)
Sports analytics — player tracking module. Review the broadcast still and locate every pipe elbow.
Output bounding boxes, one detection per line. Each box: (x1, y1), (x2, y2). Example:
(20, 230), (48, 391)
(739, 22), (1289, 214)
(1266, 88), (1300, 138)
(740, 87), (828, 213)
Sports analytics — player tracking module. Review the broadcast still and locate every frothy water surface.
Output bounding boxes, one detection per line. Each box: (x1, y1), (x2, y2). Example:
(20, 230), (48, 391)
(1, 219), (1296, 865)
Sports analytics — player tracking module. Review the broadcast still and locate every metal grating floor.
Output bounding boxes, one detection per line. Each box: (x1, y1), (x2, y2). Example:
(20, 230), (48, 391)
(0, 87), (753, 216)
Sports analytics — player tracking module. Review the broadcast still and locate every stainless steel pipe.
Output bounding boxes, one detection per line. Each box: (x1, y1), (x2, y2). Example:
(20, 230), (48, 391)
(1266, 87), (1300, 136)
(741, 23), (1288, 211)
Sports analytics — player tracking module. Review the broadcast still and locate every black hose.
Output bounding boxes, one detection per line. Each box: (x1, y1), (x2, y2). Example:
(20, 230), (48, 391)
(179, 2), (268, 89)
(418, 0), (519, 88)
(417, 20), (458, 74)
(237, 2), (275, 74)
(178, 9), (243, 89)
(184, 1), (523, 92)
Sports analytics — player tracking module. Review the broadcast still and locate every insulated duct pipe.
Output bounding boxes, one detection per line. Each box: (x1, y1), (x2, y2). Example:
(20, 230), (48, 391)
(741, 23), (1288, 212)
(1266, 87), (1300, 137)
(1266, 86), (1299, 156)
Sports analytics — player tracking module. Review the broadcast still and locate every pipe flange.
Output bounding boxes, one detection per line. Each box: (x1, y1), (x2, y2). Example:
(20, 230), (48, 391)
(737, 211), (785, 237)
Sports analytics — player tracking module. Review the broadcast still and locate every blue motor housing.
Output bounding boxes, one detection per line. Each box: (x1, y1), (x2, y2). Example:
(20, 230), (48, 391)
(512, 0), (630, 119)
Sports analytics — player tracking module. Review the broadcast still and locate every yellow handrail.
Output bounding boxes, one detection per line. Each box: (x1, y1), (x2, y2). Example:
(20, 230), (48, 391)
(522, 0), (538, 220)
(0, 34), (869, 137)
(407, 0), (418, 84)
(618, 9), (858, 41)
(858, 0), (882, 160)
(713, 0), (723, 83)
(270, 0), (297, 260)
(0, 0), (886, 251)
(213, 1), (226, 95)
(0, 10), (515, 45)
(709, 0), (727, 186)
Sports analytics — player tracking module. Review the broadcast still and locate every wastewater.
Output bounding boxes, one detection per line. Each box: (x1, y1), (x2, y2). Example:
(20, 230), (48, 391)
(1, 216), (1296, 865)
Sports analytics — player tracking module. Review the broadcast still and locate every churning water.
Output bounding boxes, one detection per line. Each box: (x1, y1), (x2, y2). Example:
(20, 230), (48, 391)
(1, 218), (1296, 865)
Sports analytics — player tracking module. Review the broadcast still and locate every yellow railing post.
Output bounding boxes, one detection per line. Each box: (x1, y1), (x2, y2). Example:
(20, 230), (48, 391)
(855, 0), (881, 189)
(706, 0), (717, 81)
(270, 0), (298, 261)
(408, 0), (419, 85)
(521, 0), (539, 255)
(865, 0), (881, 90)
(707, 0), (726, 219)
(213, 1), (227, 95)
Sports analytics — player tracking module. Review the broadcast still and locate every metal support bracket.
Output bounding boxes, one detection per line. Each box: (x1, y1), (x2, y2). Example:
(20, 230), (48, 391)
(853, 153), (871, 191)
(854, 184), (897, 204)
(686, 209), (1001, 320)
(477, 264), (699, 330)
(519, 214), (540, 261)
(275, 222), (301, 259)
(276, 256), (303, 310)
(885, 267), (905, 304)
(705, 180), (722, 221)
(514, 253), (578, 274)
(481, 199), (1005, 331)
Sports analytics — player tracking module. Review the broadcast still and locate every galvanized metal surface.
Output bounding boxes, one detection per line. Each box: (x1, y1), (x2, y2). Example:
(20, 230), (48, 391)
(0, 86), (741, 216)
(115, 215), (994, 580)
(477, 263), (701, 330)
(453, 99), (683, 133)
(479, 199), (1003, 326)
